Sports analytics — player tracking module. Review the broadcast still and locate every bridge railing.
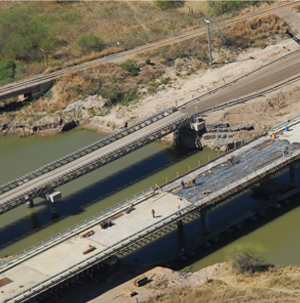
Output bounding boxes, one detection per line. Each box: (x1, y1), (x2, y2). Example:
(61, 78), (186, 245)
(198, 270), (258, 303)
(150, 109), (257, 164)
(5, 147), (300, 303)
(0, 107), (177, 195)
(0, 186), (154, 273)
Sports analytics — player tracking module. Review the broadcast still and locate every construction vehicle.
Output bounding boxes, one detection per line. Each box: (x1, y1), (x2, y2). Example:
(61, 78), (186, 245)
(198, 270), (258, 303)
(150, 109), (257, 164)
(285, 29), (300, 46)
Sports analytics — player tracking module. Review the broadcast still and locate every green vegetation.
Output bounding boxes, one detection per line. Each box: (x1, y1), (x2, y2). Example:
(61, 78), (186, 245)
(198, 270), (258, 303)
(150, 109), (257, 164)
(75, 34), (105, 55)
(208, 1), (258, 16)
(0, 60), (16, 85)
(225, 243), (268, 273)
(146, 58), (151, 65)
(121, 60), (140, 76)
(0, 8), (56, 62)
(154, 1), (180, 10)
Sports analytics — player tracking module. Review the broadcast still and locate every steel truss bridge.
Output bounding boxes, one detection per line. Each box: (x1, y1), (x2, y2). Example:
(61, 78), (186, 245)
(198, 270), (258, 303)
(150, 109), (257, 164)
(0, 108), (196, 214)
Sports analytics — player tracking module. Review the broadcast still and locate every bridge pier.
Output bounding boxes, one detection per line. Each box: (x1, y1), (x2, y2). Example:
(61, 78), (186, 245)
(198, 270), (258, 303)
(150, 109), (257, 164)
(45, 191), (62, 220)
(176, 220), (183, 229)
(50, 202), (59, 220)
(289, 163), (298, 187)
(26, 198), (34, 208)
(201, 210), (209, 236)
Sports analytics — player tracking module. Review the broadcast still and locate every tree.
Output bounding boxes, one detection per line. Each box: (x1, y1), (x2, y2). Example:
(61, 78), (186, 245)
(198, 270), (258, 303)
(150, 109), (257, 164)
(75, 34), (105, 55)
(225, 243), (268, 273)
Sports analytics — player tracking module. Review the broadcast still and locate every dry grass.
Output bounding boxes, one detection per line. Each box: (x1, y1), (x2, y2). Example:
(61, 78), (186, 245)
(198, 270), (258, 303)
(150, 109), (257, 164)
(293, 4), (300, 12)
(220, 14), (288, 50)
(145, 265), (300, 303)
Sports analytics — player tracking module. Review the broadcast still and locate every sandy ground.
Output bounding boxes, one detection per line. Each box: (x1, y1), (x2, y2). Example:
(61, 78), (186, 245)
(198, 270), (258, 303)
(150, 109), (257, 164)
(88, 35), (300, 140)
(88, 264), (223, 303)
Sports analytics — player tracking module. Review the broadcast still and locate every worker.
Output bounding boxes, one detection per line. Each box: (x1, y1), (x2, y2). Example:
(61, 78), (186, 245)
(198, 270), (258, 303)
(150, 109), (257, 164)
(151, 209), (155, 218)
(181, 179), (185, 189)
(192, 173), (196, 186)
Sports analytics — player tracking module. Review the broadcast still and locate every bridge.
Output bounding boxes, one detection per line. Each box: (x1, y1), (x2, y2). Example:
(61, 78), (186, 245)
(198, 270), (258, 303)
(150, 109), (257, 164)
(0, 108), (199, 215)
(1, 123), (300, 303)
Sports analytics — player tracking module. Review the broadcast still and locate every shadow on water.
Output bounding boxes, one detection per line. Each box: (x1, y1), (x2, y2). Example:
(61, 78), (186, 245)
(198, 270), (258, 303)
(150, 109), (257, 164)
(120, 186), (300, 271)
(0, 146), (197, 251)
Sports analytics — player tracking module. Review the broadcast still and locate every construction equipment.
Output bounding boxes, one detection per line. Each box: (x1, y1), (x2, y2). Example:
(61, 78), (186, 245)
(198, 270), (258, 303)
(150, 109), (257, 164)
(285, 29), (300, 46)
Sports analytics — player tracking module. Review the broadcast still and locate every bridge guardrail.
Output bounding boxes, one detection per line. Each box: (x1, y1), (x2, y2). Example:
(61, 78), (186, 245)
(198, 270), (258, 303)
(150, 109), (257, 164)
(0, 186), (154, 274)
(0, 113), (195, 213)
(0, 107), (177, 195)
(181, 48), (300, 109)
(5, 143), (300, 302)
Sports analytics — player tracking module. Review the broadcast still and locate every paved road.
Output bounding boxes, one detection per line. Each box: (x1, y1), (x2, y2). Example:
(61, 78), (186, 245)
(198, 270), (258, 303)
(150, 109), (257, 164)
(183, 51), (300, 114)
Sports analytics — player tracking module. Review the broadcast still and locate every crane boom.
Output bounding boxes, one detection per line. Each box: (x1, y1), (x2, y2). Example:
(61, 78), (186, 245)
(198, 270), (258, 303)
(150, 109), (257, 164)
(285, 29), (300, 45)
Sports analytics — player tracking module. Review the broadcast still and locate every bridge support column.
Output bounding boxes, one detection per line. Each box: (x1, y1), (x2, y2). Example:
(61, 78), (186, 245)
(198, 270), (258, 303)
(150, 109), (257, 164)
(176, 220), (183, 229)
(26, 199), (34, 208)
(45, 191), (61, 220)
(50, 201), (59, 220)
(201, 210), (209, 236)
(289, 163), (298, 187)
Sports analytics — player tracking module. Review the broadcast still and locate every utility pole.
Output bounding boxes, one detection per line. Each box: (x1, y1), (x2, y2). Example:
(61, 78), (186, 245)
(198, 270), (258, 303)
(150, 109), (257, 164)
(204, 19), (213, 65)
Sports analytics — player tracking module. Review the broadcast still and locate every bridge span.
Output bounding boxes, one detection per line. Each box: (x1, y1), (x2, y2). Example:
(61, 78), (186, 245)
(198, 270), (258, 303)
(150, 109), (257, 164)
(1, 124), (300, 302)
(0, 108), (197, 215)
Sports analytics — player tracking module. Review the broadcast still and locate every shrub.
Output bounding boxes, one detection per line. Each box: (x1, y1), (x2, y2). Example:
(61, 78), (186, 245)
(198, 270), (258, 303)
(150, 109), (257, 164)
(154, 1), (180, 10)
(0, 60), (16, 85)
(146, 58), (151, 65)
(225, 243), (267, 273)
(120, 60), (140, 76)
(208, 1), (258, 17)
(75, 34), (105, 54)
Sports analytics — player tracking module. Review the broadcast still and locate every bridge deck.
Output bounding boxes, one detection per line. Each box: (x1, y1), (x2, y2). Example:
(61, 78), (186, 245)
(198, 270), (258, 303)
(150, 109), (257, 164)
(2, 123), (300, 302)
(0, 110), (192, 213)
(0, 192), (184, 302)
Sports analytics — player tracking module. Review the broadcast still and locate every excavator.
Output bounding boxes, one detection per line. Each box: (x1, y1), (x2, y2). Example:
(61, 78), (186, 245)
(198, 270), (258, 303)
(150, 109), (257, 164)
(285, 29), (300, 46)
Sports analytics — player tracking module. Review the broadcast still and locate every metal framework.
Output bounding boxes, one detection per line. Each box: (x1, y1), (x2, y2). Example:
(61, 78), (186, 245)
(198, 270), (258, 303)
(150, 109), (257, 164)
(0, 112), (195, 213)
(0, 107), (178, 196)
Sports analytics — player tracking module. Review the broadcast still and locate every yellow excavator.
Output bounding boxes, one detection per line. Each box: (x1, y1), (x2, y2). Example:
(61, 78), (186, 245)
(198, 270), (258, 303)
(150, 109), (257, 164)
(285, 29), (300, 46)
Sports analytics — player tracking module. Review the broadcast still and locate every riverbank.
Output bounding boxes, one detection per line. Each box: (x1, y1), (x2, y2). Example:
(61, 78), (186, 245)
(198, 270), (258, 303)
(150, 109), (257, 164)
(50, 260), (300, 303)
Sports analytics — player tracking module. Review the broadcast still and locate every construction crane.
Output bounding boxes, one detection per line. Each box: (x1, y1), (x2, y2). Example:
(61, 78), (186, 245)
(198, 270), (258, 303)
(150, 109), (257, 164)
(285, 29), (300, 46)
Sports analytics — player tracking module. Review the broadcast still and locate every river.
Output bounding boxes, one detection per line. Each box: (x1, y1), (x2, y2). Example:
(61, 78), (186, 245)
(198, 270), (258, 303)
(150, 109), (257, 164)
(1, 129), (300, 271)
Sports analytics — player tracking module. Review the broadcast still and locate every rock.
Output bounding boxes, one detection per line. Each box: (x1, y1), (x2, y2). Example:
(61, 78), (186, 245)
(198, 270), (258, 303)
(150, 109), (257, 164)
(202, 134), (216, 140)
(61, 120), (78, 132)
(238, 123), (254, 131)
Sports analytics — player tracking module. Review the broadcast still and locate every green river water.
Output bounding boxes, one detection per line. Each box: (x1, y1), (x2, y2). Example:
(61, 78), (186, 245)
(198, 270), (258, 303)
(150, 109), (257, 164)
(1, 129), (300, 271)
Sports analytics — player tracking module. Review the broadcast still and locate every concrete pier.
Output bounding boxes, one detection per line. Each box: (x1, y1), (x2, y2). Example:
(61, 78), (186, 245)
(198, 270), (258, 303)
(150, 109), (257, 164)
(26, 199), (34, 208)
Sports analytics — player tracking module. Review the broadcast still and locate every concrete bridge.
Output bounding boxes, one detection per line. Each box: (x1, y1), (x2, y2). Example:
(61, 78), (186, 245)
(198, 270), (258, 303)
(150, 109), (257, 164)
(1, 124), (300, 302)
(0, 108), (200, 216)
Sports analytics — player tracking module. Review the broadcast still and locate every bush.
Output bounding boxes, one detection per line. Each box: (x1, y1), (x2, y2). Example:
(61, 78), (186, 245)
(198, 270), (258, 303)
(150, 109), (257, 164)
(120, 60), (140, 76)
(75, 34), (105, 54)
(146, 58), (151, 65)
(0, 60), (16, 85)
(154, 1), (180, 10)
(208, 1), (258, 17)
(225, 243), (267, 273)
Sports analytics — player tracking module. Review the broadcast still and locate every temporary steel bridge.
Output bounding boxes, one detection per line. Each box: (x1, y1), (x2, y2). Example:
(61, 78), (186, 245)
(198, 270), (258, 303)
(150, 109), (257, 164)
(0, 108), (196, 214)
